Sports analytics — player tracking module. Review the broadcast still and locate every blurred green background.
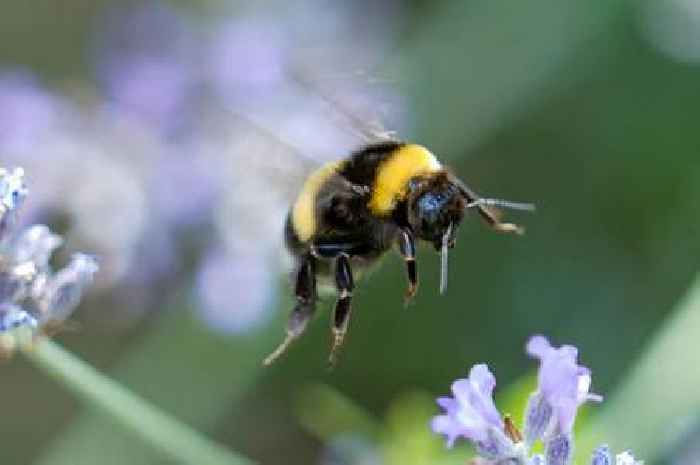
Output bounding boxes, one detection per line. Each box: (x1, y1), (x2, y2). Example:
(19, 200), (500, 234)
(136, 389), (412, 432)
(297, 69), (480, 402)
(1, 0), (700, 464)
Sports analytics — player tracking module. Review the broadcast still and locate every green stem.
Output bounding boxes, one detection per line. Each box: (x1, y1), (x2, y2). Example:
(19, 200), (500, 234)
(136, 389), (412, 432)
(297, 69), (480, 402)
(22, 339), (255, 465)
(577, 275), (700, 461)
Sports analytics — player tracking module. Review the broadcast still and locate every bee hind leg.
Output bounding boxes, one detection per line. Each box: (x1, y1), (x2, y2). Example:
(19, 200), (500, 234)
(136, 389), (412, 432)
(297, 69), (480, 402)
(263, 255), (316, 366)
(329, 253), (354, 368)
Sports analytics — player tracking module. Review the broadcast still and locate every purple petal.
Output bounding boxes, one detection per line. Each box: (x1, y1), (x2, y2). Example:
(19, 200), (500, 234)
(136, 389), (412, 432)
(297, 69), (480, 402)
(436, 396), (457, 411)
(469, 364), (497, 397)
(430, 415), (461, 449)
(433, 364), (503, 447)
(523, 392), (553, 444)
(527, 335), (597, 433)
(0, 168), (28, 242)
(560, 344), (579, 359)
(38, 253), (99, 321)
(11, 225), (63, 269)
(526, 334), (552, 358)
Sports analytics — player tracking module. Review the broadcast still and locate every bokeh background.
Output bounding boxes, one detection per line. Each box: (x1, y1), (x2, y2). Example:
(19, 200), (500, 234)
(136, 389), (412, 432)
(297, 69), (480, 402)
(2, 0), (700, 464)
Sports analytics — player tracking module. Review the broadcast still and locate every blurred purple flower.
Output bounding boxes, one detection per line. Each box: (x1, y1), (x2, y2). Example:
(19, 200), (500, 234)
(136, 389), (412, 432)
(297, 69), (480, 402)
(195, 249), (274, 334)
(94, 2), (195, 132)
(0, 72), (58, 153)
(431, 364), (504, 447)
(207, 17), (288, 105)
(149, 150), (222, 227)
(102, 56), (193, 130)
(526, 335), (602, 433)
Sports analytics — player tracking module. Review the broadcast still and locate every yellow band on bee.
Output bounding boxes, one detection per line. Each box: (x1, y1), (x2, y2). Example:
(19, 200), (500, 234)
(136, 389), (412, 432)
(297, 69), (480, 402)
(368, 144), (441, 215)
(292, 160), (344, 242)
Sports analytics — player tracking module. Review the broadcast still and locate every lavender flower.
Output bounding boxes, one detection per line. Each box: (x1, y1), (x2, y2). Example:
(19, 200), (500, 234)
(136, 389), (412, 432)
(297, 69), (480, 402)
(431, 364), (504, 447)
(0, 303), (37, 332)
(431, 335), (641, 465)
(615, 451), (643, 465)
(0, 166), (98, 354)
(592, 446), (644, 465)
(526, 335), (602, 434)
(0, 167), (28, 242)
(11, 225), (63, 269)
(36, 253), (100, 321)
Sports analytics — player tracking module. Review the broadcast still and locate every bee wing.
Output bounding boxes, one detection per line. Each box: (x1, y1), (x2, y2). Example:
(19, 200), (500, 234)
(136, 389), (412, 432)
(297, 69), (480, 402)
(206, 71), (403, 264)
(290, 71), (400, 145)
(204, 114), (325, 257)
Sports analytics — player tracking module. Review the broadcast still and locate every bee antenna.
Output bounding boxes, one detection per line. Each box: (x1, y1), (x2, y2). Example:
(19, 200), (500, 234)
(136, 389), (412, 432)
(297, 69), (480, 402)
(467, 198), (536, 212)
(454, 179), (535, 213)
(439, 222), (453, 295)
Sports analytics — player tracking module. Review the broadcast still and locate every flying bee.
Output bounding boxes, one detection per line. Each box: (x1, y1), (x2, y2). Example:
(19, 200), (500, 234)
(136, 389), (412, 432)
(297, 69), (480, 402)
(263, 140), (534, 366)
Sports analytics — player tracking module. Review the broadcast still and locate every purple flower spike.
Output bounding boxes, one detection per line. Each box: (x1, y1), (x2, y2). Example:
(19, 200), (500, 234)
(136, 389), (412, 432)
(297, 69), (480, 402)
(590, 445), (643, 465)
(614, 451), (643, 465)
(526, 335), (602, 433)
(431, 364), (504, 447)
(591, 445), (612, 465)
(545, 433), (573, 465)
(431, 335), (642, 465)
(523, 392), (553, 444)
(0, 167), (27, 242)
(0, 303), (37, 332)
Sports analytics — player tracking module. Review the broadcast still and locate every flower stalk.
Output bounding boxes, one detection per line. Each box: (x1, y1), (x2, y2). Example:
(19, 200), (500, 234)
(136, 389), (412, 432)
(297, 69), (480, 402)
(0, 166), (255, 465)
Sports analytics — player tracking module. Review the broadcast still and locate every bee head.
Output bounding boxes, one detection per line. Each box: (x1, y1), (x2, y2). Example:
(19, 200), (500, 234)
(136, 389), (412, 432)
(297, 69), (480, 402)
(407, 172), (466, 251)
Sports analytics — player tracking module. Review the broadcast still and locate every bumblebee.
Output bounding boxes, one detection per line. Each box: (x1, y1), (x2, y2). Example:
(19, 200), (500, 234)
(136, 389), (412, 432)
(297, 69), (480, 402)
(263, 140), (533, 366)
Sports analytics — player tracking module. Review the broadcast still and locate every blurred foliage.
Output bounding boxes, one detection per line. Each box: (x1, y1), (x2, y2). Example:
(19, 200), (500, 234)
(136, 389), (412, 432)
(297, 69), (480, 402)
(1, 0), (700, 464)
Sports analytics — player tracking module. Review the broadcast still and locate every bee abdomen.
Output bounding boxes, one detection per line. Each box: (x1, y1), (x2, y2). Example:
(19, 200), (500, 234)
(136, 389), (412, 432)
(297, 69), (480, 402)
(290, 160), (345, 243)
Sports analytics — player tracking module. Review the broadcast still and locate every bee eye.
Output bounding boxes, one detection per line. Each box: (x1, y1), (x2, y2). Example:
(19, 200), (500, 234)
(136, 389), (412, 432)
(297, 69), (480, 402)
(417, 192), (447, 217)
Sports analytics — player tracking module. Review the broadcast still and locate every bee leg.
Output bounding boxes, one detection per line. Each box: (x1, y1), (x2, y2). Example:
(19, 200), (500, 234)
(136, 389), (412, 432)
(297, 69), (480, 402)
(263, 255), (316, 366)
(475, 205), (525, 235)
(398, 229), (418, 306)
(329, 253), (354, 368)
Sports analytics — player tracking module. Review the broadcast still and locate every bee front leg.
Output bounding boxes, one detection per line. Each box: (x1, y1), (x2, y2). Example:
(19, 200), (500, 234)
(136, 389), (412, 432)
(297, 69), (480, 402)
(329, 252), (354, 368)
(398, 229), (418, 306)
(474, 204), (525, 235)
(263, 254), (317, 366)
